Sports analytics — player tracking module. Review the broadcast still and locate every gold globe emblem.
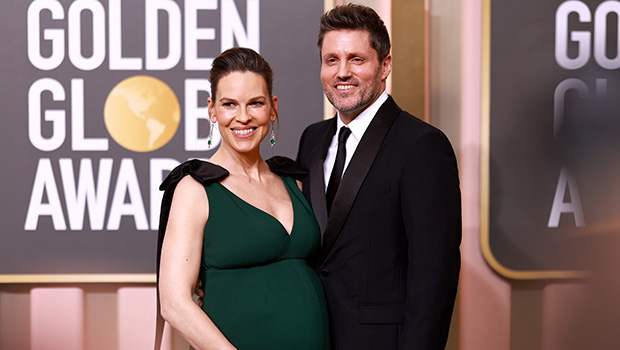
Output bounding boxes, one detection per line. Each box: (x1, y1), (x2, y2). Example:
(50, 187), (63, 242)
(104, 76), (180, 152)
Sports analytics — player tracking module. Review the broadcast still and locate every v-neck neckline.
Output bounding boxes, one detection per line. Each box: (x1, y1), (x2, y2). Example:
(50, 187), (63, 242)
(214, 176), (296, 236)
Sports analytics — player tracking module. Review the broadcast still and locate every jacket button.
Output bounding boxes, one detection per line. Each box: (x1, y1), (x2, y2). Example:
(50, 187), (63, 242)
(319, 268), (330, 277)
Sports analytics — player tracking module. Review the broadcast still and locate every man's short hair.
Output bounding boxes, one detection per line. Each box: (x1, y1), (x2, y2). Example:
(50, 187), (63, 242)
(317, 4), (391, 62)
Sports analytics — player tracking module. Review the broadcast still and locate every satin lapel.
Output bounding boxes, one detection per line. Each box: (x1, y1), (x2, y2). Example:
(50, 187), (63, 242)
(321, 97), (401, 258)
(310, 118), (337, 235)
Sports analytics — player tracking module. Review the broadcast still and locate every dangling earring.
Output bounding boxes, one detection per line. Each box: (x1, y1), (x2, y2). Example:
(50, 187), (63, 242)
(269, 122), (276, 149)
(207, 120), (215, 149)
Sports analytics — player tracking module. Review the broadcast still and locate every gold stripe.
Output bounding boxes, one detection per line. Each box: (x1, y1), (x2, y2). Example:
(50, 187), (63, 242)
(0, 274), (156, 284)
(323, 0), (335, 120)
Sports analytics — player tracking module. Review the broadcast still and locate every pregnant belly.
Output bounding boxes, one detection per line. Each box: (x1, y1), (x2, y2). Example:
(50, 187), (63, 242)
(202, 259), (329, 350)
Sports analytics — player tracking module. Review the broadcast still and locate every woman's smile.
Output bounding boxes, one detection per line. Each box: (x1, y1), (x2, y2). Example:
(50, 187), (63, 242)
(231, 127), (258, 138)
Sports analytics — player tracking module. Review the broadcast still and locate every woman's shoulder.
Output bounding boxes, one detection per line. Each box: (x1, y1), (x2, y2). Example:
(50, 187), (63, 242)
(266, 156), (308, 181)
(160, 159), (229, 192)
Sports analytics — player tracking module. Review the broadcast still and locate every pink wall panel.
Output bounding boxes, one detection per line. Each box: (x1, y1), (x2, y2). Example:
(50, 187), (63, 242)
(542, 284), (588, 350)
(117, 287), (173, 350)
(459, 0), (511, 349)
(30, 287), (85, 350)
(0, 285), (31, 349)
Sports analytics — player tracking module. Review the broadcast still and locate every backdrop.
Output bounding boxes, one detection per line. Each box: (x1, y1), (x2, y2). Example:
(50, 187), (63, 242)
(486, 0), (620, 278)
(0, 0), (324, 279)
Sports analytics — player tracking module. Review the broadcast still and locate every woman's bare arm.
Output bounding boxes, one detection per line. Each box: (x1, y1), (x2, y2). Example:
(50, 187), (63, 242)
(159, 176), (236, 350)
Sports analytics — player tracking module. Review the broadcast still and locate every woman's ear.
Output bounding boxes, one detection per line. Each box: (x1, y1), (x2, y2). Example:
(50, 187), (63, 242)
(207, 97), (216, 123)
(270, 96), (278, 122)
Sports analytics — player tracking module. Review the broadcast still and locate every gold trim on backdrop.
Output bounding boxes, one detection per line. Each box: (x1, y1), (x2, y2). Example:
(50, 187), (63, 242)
(323, 0), (335, 120)
(423, 0), (430, 121)
(391, 0), (425, 121)
(0, 274), (156, 284)
(324, 95), (335, 120)
(480, 0), (587, 281)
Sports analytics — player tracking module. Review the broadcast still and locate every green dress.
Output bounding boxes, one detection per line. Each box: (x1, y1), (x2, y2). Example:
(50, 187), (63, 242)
(198, 173), (329, 350)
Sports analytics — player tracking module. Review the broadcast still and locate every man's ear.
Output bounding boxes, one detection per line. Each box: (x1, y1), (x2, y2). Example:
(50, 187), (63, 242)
(381, 54), (392, 81)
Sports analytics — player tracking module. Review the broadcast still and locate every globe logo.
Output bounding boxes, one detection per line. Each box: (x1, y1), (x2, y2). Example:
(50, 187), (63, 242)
(104, 76), (180, 152)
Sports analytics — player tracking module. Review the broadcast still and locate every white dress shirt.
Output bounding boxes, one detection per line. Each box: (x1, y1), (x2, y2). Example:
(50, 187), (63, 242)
(323, 91), (389, 190)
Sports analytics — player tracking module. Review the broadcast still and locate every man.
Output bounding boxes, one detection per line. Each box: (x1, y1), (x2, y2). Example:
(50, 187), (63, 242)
(296, 4), (461, 350)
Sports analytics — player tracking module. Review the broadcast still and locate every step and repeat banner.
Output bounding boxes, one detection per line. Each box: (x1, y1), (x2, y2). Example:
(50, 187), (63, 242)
(485, 0), (620, 279)
(0, 0), (323, 281)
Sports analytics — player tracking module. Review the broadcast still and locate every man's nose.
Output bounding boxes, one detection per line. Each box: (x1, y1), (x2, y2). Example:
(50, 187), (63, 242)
(336, 62), (351, 79)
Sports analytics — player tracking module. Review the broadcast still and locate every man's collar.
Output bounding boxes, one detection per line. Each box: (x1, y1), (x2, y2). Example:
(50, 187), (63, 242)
(336, 91), (389, 141)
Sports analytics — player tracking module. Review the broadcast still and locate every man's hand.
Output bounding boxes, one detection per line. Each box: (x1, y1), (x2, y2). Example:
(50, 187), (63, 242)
(192, 279), (204, 307)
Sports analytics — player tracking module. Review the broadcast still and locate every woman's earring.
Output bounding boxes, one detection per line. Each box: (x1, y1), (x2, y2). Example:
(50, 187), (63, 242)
(207, 120), (215, 149)
(269, 122), (276, 149)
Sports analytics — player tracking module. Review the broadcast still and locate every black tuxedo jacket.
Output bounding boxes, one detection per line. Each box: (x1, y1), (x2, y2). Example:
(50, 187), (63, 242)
(296, 96), (461, 350)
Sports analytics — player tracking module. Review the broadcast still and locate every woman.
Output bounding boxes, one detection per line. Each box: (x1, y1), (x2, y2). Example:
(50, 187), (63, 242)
(156, 48), (330, 350)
